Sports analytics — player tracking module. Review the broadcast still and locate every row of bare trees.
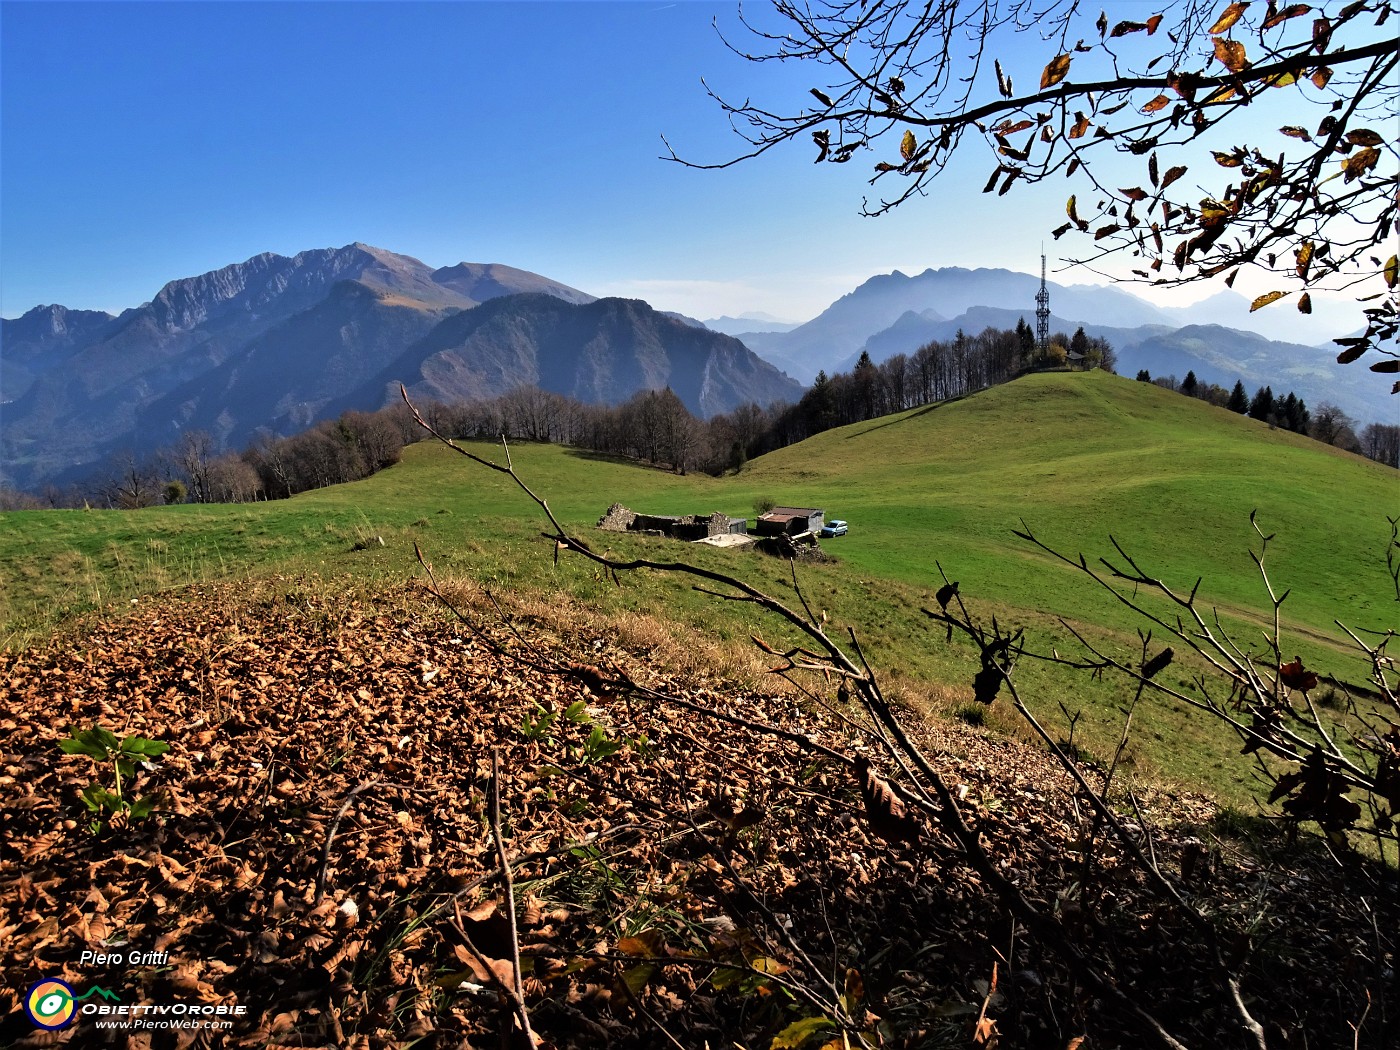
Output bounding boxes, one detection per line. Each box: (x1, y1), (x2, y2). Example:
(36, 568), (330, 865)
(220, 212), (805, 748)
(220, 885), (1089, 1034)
(0, 403), (426, 510)
(379, 326), (1040, 478)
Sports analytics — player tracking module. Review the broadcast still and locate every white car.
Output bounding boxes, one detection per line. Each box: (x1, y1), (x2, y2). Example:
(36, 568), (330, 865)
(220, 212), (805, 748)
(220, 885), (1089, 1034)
(820, 520), (848, 537)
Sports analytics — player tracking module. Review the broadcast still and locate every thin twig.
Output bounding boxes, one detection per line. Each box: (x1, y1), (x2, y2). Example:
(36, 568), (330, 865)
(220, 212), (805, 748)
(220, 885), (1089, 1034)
(402, 388), (1199, 1049)
(315, 778), (378, 905)
(449, 897), (537, 1043)
(489, 747), (537, 1048)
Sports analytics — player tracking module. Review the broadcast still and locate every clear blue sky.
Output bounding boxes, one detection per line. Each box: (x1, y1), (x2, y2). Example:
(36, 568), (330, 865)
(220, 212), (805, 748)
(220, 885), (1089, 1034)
(0, 0), (1362, 336)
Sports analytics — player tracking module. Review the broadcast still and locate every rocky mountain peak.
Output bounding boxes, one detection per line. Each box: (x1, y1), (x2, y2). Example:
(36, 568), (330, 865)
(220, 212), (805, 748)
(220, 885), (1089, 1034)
(3, 302), (116, 347)
(15, 303), (110, 336)
(1, 244), (794, 491)
(430, 261), (595, 307)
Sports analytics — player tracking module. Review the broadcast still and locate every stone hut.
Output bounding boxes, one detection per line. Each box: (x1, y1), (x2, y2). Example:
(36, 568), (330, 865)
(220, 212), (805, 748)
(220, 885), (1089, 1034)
(598, 504), (747, 541)
(753, 506), (824, 538)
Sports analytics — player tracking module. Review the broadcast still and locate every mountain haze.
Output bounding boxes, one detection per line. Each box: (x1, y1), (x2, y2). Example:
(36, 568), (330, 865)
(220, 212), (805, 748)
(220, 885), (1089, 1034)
(741, 267), (1173, 382)
(2, 245), (794, 490)
(374, 294), (802, 421)
(702, 314), (801, 336)
(736, 267), (1390, 426)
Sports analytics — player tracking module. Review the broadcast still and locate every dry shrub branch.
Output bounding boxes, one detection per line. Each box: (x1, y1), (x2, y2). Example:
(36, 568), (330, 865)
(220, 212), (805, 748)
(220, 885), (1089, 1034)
(395, 387), (1395, 1048)
(0, 398), (1392, 1049)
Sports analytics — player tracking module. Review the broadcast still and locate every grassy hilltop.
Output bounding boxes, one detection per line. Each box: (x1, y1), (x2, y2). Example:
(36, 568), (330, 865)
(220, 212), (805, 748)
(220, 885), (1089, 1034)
(2, 369), (1394, 802)
(745, 369), (1394, 645)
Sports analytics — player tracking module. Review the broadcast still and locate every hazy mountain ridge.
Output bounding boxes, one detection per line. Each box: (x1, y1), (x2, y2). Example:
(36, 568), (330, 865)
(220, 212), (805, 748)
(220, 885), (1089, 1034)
(1115, 324), (1390, 424)
(0, 246), (797, 489)
(375, 294), (803, 421)
(732, 267), (1389, 426)
(0, 304), (118, 403)
(702, 314), (801, 336)
(741, 267), (1175, 382)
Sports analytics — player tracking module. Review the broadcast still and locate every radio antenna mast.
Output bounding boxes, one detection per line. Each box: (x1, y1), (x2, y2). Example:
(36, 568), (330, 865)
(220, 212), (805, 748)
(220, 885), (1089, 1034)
(1035, 248), (1050, 359)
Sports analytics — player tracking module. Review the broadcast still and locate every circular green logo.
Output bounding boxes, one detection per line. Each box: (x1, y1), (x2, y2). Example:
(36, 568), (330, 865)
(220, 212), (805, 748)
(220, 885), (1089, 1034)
(25, 979), (76, 1029)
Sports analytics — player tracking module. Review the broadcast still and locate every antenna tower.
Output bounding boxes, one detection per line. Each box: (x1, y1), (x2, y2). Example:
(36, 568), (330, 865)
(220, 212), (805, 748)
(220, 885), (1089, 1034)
(1035, 250), (1050, 358)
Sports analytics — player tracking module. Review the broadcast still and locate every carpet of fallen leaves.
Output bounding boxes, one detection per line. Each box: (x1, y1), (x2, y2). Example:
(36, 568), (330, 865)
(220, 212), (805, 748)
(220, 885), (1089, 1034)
(1, 580), (1394, 1049)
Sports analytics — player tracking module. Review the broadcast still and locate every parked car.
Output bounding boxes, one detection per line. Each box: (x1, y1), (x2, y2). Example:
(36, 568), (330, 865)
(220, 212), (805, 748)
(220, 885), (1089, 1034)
(819, 519), (848, 537)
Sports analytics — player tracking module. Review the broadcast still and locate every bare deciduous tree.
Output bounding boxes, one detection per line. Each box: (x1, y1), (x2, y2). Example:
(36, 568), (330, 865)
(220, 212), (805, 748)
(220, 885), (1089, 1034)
(207, 453), (263, 503)
(172, 429), (216, 504)
(103, 450), (161, 509)
(1360, 420), (1400, 465)
(1309, 399), (1359, 445)
(672, 0), (1398, 375)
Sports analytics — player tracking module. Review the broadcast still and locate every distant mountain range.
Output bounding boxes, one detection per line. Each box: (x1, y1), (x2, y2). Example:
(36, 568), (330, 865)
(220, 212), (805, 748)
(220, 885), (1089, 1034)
(733, 268), (1392, 427)
(702, 314), (801, 336)
(737, 267), (1174, 381)
(0, 244), (800, 489)
(5, 247), (1390, 492)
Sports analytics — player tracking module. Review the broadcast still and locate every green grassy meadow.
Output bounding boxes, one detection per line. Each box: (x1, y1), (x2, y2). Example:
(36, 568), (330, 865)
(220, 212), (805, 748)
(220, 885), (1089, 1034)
(3, 370), (1395, 806)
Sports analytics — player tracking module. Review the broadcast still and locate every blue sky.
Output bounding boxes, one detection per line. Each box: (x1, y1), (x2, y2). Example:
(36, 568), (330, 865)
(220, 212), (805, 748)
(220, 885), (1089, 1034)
(0, 0), (1365, 335)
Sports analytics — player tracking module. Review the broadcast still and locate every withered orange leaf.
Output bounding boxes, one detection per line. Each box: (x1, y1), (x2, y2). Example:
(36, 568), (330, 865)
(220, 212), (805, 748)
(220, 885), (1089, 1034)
(1209, 2), (1250, 35)
(1279, 657), (1319, 692)
(1041, 54), (1072, 89)
(1213, 37), (1249, 72)
(854, 756), (920, 843)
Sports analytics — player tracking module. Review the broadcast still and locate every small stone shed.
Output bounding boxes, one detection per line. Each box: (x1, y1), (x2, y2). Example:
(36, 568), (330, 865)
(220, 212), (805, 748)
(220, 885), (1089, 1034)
(598, 504), (747, 542)
(753, 506), (825, 538)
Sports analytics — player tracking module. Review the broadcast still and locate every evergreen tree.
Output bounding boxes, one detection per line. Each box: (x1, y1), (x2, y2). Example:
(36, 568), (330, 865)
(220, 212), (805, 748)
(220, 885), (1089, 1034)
(852, 350), (878, 420)
(1014, 317), (1035, 366)
(801, 370), (837, 434)
(1248, 385), (1275, 422)
(1181, 370), (1198, 397)
(1227, 380), (1249, 413)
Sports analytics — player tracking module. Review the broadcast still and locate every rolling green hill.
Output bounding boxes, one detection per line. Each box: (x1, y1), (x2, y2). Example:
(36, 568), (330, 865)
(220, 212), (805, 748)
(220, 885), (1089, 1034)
(3, 370), (1393, 803)
(742, 369), (1394, 645)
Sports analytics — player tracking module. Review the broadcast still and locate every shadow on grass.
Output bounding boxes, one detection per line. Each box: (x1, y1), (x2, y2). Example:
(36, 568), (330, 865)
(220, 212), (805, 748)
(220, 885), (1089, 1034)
(562, 447), (679, 474)
(846, 393), (969, 438)
(1208, 805), (1397, 872)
